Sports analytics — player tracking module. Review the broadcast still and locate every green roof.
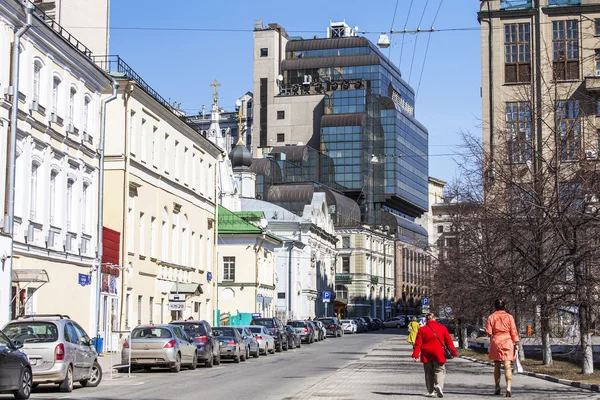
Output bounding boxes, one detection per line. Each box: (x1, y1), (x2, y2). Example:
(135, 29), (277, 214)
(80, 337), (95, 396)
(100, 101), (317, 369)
(218, 206), (263, 234)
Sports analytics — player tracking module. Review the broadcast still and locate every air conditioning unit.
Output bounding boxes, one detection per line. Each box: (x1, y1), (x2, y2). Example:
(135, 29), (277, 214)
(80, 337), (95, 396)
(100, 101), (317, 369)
(83, 132), (90, 143)
(585, 149), (597, 160)
(81, 239), (87, 254)
(45, 231), (55, 248)
(64, 236), (72, 252)
(29, 100), (39, 113)
(26, 224), (35, 243)
(66, 123), (75, 133)
(50, 112), (58, 123)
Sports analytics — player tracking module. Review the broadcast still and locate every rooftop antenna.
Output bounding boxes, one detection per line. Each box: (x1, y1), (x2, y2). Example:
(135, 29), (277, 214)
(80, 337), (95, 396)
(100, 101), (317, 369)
(201, 105), (205, 119)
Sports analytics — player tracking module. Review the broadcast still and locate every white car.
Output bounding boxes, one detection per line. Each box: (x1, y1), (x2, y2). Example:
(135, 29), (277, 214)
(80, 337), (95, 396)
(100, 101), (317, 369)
(340, 319), (357, 334)
(248, 325), (275, 355)
(383, 317), (406, 328)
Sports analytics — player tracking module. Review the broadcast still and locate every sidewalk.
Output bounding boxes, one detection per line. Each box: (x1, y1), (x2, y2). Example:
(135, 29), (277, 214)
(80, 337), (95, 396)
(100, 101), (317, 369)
(97, 351), (126, 380)
(292, 335), (599, 399)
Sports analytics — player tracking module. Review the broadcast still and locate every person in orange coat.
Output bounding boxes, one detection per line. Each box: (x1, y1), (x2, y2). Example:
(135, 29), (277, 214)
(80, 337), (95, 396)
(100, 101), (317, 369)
(412, 313), (457, 398)
(486, 298), (520, 397)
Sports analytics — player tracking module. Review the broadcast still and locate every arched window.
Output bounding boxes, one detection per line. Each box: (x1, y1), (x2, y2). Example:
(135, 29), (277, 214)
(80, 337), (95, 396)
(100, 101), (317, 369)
(83, 96), (91, 134)
(66, 179), (74, 230)
(182, 215), (189, 265)
(52, 76), (61, 116)
(68, 86), (77, 127)
(161, 208), (169, 260)
(171, 213), (179, 264)
(335, 284), (348, 300)
(30, 162), (39, 221)
(49, 170), (58, 224)
(81, 182), (89, 233)
(33, 60), (42, 103)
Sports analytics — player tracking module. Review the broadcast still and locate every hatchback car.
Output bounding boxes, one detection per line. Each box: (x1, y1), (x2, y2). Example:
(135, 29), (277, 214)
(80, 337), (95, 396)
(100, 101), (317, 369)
(354, 318), (368, 333)
(383, 316), (406, 329)
(234, 326), (260, 358)
(122, 325), (197, 372)
(312, 320), (326, 341)
(317, 317), (343, 337)
(0, 330), (32, 399)
(340, 319), (357, 334)
(248, 325), (275, 355)
(213, 326), (247, 362)
(287, 320), (314, 343)
(3, 314), (102, 392)
(373, 318), (386, 330)
(170, 320), (221, 367)
(249, 317), (285, 351)
(284, 325), (301, 349)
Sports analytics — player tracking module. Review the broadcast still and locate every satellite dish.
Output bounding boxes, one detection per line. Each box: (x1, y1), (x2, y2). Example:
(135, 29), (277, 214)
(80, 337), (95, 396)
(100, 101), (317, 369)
(235, 99), (242, 108)
(354, 26), (359, 32)
(277, 74), (283, 82)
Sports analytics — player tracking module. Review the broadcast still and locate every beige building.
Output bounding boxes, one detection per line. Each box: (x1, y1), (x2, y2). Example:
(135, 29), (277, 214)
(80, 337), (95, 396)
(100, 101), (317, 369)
(99, 56), (220, 350)
(479, 0), (600, 176)
(0, 1), (112, 329)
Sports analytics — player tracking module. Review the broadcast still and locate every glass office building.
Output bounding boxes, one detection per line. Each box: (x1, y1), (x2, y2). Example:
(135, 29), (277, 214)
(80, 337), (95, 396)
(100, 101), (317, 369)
(280, 36), (429, 223)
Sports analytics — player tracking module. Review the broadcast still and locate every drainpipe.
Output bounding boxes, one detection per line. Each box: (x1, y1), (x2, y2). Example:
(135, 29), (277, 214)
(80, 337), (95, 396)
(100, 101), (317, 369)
(94, 80), (119, 345)
(5, 1), (35, 321)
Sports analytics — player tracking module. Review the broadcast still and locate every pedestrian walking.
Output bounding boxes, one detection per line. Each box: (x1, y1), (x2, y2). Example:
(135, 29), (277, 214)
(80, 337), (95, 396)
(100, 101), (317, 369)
(407, 316), (420, 346)
(485, 298), (520, 397)
(412, 313), (457, 398)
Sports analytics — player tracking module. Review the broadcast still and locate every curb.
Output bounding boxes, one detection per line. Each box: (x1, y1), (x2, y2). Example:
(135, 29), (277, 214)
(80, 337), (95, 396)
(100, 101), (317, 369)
(459, 356), (600, 393)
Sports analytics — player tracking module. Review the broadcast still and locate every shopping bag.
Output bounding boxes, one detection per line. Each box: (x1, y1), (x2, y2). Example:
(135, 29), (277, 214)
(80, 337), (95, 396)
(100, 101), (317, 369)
(514, 349), (523, 374)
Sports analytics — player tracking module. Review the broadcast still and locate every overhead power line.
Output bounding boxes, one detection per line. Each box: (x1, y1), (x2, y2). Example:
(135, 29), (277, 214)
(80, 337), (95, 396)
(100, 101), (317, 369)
(416, 0), (445, 100)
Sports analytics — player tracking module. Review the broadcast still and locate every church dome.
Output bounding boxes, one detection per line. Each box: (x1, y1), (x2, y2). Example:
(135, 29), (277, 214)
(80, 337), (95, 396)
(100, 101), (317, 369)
(229, 141), (253, 169)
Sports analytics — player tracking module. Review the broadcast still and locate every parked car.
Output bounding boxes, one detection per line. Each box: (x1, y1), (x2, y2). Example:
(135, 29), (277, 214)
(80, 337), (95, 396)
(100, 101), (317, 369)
(372, 318), (386, 330)
(3, 314), (102, 392)
(354, 318), (368, 333)
(170, 320), (220, 367)
(383, 316), (406, 329)
(340, 319), (357, 334)
(437, 319), (487, 339)
(0, 330), (32, 399)
(317, 317), (343, 337)
(248, 325), (275, 355)
(250, 317), (285, 351)
(307, 321), (320, 342)
(213, 326), (247, 362)
(234, 326), (260, 358)
(122, 324), (197, 372)
(287, 320), (314, 343)
(284, 325), (301, 349)
(312, 320), (326, 341)
(361, 316), (377, 331)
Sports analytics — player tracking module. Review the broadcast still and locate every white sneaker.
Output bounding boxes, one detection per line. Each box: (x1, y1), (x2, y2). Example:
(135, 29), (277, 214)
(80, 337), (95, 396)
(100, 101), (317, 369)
(425, 392), (435, 398)
(433, 385), (444, 398)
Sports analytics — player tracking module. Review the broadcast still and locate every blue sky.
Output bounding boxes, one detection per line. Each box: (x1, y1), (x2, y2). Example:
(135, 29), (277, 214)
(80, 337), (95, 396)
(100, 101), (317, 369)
(108, 0), (482, 185)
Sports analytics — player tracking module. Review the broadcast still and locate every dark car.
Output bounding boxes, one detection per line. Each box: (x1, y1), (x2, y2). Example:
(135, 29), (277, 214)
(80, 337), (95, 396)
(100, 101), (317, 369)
(354, 318), (368, 333)
(372, 318), (386, 330)
(306, 321), (318, 343)
(213, 326), (245, 363)
(250, 317), (285, 351)
(361, 316), (377, 331)
(317, 317), (343, 337)
(170, 320), (221, 367)
(284, 325), (301, 349)
(0, 330), (32, 399)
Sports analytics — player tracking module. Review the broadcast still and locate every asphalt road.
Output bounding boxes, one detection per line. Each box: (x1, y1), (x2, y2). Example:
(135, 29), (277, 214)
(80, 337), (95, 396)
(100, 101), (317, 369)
(13, 329), (398, 400)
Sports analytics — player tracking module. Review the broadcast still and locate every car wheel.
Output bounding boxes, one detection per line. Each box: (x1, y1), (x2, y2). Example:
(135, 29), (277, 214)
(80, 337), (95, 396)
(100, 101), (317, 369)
(234, 350), (241, 363)
(189, 352), (198, 370)
(170, 353), (181, 372)
(14, 367), (32, 399)
(241, 347), (248, 361)
(283, 341), (289, 351)
(297, 341), (301, 348)
(80, 360), (102, 387)
(214, 352), (221, 365)
(270, 345), (275, 354)
(253, 346), (260, 358)
(59, 365), (74, 393)
(469, 330), (480, 339)
(263, 345), (268, 355)
(205, 350), (214, 368)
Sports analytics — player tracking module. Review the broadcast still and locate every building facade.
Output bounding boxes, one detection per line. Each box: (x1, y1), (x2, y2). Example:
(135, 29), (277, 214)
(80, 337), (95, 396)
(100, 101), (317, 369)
(98, 55), (220, 349)
(0, 0), (111, 330)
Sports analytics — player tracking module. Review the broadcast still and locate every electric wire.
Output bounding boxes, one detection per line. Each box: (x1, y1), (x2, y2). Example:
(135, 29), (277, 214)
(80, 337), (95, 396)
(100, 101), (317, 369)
(399, 0), (415, 69)
(416, 0), (444, 100)
(388, 0), (401, 58)
(408, 0), (430, 85)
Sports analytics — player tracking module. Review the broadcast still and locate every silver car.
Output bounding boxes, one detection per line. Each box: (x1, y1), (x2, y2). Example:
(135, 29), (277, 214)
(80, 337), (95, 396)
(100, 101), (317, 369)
(213, 326), (247, 362)
(122, 325), (197, 372)
(247, 326), (275, 355)
(3, 314), (102, 393)
(234, 326), (260, 358)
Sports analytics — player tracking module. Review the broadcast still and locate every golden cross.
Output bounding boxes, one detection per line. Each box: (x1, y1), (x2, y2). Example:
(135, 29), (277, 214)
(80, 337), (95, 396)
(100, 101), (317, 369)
(210, 79), (221, 105)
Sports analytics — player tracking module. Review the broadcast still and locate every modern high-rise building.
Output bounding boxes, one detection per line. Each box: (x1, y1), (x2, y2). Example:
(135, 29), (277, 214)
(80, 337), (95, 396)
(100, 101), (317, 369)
(252, 20), (429, 226)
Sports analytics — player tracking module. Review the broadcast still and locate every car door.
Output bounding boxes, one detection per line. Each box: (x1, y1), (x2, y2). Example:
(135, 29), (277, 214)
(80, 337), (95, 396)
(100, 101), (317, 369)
(65, 322), (86, 381)
(205, 323), (217, 358)
(72, 322), (93, 375)
(175, 327), (194, 363)
(0, 331), (19, 391)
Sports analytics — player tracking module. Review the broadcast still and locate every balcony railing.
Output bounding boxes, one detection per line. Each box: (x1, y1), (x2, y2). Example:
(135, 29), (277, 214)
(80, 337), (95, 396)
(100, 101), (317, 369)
(501, 0), (580, 8)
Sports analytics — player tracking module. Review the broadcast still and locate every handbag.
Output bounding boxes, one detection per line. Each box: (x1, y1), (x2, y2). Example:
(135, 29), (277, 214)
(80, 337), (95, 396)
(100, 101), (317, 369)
(514, 348), (523, 374)
(427, 324), (454, 360)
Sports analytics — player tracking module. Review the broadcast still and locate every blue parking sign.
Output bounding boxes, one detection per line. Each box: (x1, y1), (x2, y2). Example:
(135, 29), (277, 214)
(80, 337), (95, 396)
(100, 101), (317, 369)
(422, 297), (430, 306)
(323, 291), (331, 302)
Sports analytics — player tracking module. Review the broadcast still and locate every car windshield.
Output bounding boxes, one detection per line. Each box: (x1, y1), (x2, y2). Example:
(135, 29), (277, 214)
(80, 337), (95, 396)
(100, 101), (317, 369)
(213, 327), (236, 337)
(4, 322), (59, 343)
(319, 319), (334, 325)
(288, 321), (305, 328)
(252, 319), (274, 328)
(249, 327), (263, 334)
(132, 327), (172, 338)
(173, 323), (207, 336)
(341, 320), (352, 323)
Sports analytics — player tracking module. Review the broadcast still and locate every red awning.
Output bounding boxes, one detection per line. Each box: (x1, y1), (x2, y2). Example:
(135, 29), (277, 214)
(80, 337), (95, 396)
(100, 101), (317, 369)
(102, 227), (120, 277)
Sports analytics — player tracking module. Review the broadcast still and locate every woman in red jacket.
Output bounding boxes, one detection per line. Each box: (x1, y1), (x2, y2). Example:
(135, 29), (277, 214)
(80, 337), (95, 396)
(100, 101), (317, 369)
(412, 313), (457, 398)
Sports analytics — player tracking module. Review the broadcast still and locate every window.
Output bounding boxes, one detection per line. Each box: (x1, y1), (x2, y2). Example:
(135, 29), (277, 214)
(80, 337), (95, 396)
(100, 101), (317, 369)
(596, 50), (600, 76)
(140, 118), (146, 162)
(68, 87), (76, 126)
(342, 236), (350, 248)
(33, 61), (41, 102)
(276, 133), (285, 142)
(30, 162), (38, 221)
(164, 133), (169, 173)
(342, 256), (350, 273)
(504, 23), (531, 83)
(150, 216), (156, 258)
(437, 225), (443, 233)
(83, 97), (91, 133)
(139, 212), (145, 255)
(52, 76), (61, 115)
(596, 18), (600, 36)
(162, 208), (169, 260)
(335, 285), (348, 299)
(171, 215), (178, 263)
(130, 110), (136, 155)
(506, 102), (532, 163)
(127, 192), (134, 253)
(277, 110), (285, 119)
(125, 293), (130, 329)
(152, 126), (158, 167)
(174, 140), (180, 180)
(49, 171), (57, 224)
(260, 47), (268, 57)
(552, 20), (579, 81)
(160, 298), (165, 323)
(182, 215), (189, 265)
(223, 256), (235, 281)
(149, 297), (154, 324)
(184, 147), (189, 185)
(81, 183), (89, 232)
(137, 295), (142, 325)
(66, 179), (74, 230)
(556, 100), (581, 161)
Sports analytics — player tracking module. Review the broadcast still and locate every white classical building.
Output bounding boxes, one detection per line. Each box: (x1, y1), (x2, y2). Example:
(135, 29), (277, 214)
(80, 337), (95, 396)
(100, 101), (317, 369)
(242, 193), (337, 321)
(0, 1), (111, 329)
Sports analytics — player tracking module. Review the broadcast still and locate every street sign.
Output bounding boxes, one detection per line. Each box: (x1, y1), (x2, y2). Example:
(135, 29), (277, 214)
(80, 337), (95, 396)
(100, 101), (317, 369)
(422, 305), (430, 313)
(322, 291), (331, 303)
(168, 302), (186, 311)
(422, 297), (430, 306)
(78, 274), (91, 287)
(386, 301), (391, 307)
(169, 293), (185, 302)
(251, 313), (262, 319)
